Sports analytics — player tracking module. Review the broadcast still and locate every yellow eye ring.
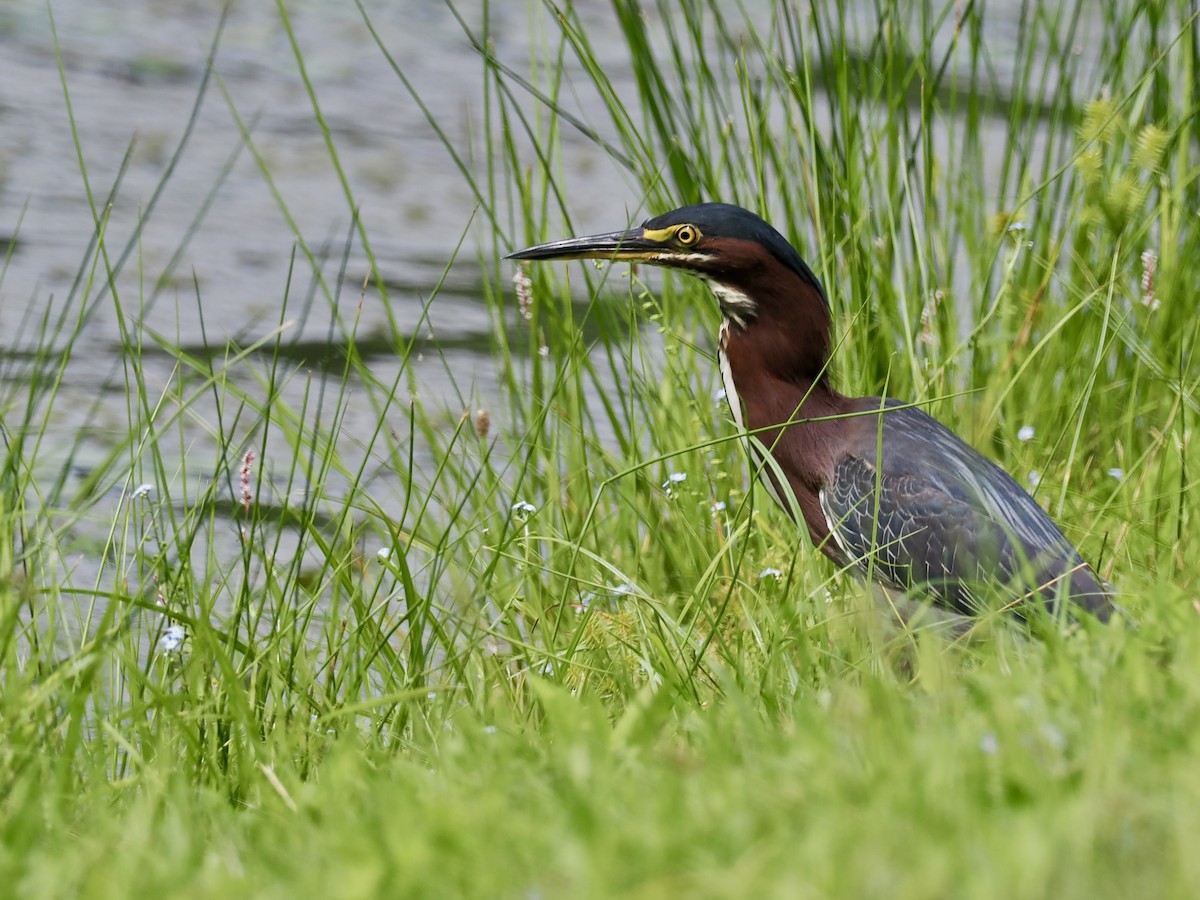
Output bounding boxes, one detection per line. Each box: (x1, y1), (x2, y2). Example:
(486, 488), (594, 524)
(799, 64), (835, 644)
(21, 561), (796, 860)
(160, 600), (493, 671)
(675, 225), (699, 246)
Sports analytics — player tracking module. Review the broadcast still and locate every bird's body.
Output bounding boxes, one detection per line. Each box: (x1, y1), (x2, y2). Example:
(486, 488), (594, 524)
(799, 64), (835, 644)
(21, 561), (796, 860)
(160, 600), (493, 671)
(509, 202), (1113, 621)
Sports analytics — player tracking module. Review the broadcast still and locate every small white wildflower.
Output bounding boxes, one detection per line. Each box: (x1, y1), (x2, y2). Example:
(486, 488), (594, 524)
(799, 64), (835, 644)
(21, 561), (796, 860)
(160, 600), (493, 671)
(980, 733), (999, 755)
(240, 450), (255, 513)
(1028, 470), (1042, 488)
(158, 624), (185, 652)
(1007, 221), (1028, 233)
(377, 547), (392, 560)
(758, 567), (783, 579)
(512, 267), (534, 321)
(663, 472), (687, 487)
(131, 483), (154, 500)
(511, 500), (537, 515)
(483, 725), (497, 735)
(542, 662), (554, 675)
(1108, 467), (1124, 481)
(1017, 425), (1035, 442)
(711, 500), (727, 513)
(662, 472), (688, 498)
(713, 387), (727, 403)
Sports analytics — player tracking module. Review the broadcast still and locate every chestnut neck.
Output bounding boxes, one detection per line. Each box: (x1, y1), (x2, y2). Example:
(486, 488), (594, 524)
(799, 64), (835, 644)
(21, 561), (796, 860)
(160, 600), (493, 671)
(716, 258), (837, 393)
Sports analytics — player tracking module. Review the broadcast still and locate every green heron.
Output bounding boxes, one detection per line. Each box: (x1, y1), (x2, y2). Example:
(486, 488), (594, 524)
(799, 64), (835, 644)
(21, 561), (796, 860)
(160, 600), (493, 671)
(508, 203), (1114, 622)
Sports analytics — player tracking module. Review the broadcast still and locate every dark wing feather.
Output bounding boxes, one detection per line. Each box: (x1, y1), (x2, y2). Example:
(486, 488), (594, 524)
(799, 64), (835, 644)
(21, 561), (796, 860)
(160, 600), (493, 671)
(820, 402), (1111, 618)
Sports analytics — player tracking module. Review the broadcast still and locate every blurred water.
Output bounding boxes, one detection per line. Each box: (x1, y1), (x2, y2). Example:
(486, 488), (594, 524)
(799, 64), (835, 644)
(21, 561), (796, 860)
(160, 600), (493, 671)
(0, 0), (1112, 520)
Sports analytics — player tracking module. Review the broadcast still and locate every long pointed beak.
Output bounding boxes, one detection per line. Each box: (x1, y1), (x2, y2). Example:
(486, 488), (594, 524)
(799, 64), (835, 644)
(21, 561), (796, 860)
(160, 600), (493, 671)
(506, 228), (657, 262)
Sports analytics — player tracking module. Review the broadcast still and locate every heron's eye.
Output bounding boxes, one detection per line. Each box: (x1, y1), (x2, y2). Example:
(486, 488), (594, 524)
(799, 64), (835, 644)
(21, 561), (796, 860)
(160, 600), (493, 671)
(675, 225), (700, 246)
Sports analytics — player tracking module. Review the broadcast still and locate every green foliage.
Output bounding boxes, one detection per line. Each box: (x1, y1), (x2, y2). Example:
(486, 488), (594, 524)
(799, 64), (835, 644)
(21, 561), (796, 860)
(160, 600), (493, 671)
(0, 0), (1197, 897)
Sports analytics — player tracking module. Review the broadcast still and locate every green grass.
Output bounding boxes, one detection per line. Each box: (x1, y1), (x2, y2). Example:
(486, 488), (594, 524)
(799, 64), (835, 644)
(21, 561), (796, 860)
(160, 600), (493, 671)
(1, 0), (1198, 896)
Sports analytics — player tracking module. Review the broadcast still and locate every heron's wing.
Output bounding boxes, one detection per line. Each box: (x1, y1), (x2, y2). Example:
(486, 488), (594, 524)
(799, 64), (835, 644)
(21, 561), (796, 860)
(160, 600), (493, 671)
(819, 403), (1110, 617)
